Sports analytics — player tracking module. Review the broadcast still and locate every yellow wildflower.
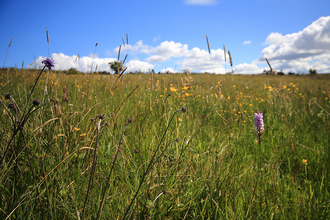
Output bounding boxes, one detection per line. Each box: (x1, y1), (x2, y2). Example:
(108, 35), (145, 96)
(74, 127), (80, 131)
(178, 117), (182, 122)
(302, 159), (307, 164)
(80, 133), (86, 136)
(283, 85), (287, 89)
(170, 87), (177, 92)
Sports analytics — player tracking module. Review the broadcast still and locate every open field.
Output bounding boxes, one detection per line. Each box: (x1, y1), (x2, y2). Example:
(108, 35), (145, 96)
(1, 69), (330, 219)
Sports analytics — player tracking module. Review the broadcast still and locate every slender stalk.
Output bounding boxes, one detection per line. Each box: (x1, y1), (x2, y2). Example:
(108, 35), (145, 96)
(97, 120), (132, 219)
(146, 190), (166, 219)
(23, 66), (46, 117)
(20, 130), (44, 219)
(81, 118), (102, 220)
(0, 101), (50, 167)
(122, 108), (186, 219)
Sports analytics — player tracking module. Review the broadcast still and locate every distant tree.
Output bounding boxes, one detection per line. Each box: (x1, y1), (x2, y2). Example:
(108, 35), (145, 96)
(309, 69), (317, 75)
(288, 72), (295, 75)
(108, 61), (122, 74)
(263, 69), (272, 75)
(277, 70), (284, 76)
(68, 68), (79, 75)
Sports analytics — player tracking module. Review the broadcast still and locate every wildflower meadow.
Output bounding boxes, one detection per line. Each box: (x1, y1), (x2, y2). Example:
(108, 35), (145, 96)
(0, 65), (330, 219)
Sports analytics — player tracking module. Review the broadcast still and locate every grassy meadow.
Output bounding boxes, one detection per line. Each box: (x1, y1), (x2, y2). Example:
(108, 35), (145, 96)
(0, 68), (330, 219)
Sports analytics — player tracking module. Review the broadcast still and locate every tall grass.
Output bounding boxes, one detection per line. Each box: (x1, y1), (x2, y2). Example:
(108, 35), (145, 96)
(1, 68), (330, 219)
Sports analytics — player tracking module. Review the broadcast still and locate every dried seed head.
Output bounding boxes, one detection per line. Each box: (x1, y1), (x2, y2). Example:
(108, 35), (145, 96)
(5, 93), (12, 99)
(128, 118), (133, 123)
(181, 107), (187, 113)
(98, 114), (105, 120)
(63, 96), (68, 102)
(162, 189), (167, 194)
(32, 99), (41, 106)
(175, 138), (180, 143)
(90, 117), (95, 122)
(134, 148), (140, 153)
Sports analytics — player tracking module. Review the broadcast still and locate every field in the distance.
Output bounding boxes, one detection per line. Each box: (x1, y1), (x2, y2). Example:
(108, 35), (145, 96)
(1, 69), (330, 219)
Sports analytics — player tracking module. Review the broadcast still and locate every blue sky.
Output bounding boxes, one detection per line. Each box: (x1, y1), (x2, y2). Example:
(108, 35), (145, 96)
(0, 0), (329, 74)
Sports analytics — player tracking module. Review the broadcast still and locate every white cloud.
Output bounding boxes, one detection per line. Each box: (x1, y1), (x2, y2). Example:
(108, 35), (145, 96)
(125, 60), (154, 73)
(185, 0), (217, 5)
(27, 53), (116, 73)
(233, 63), (263, 74)
(114, 40), (150, 54)
(160, 67), (177, 73)
(146, 41), (189, 62)
(258, 16), (330, 73)
(179, 48), (226, 73)
(243, 40), (251, 45)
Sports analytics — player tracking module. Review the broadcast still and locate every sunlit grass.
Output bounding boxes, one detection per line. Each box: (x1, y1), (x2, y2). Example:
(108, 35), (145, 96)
(0, 69), (330, 219)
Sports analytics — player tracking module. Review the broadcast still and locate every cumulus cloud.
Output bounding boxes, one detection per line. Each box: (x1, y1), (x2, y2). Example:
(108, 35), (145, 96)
(185, 0), (217, 5)
(233, 63), (264, 74)
(27, 53), (116, 73)
(114, 40), (150, 54)
(125, 60), (154, 73)
(146, 41), (189, 62)
(243, 41), (251, 45)
(179, 48), (226, 73)
(160, 67), (177, 73)
(258, 16), (330, 73)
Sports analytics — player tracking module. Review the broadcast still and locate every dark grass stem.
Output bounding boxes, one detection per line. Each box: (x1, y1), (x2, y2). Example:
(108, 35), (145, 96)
(23, 66), (46, 117)
(122, 107), (187, 220)
(0, 101), (51, 167)
(19, 130), (44, 219)
(81, 118), (102, 220)
(97, 119), (133, 219)
(150, 139), (178, 170)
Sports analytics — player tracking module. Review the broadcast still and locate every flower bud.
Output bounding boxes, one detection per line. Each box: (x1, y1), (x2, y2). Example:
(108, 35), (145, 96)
(32, 99), (41, 106)
(5, 93), (12, 100)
